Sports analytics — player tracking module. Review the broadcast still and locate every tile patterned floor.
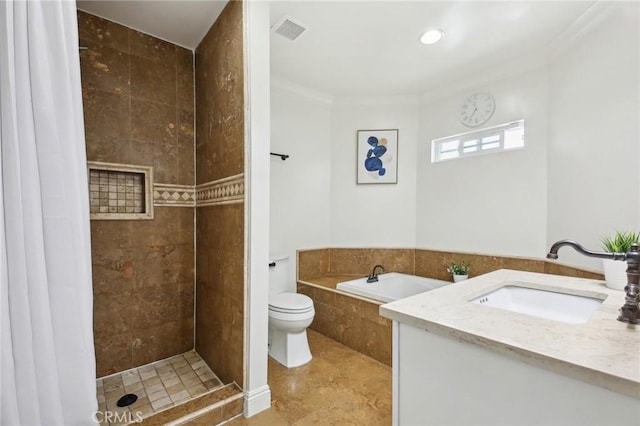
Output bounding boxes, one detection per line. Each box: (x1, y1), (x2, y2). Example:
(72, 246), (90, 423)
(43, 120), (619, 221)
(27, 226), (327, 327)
(96, 351), (223, 425)
(228, 329), (392, 425)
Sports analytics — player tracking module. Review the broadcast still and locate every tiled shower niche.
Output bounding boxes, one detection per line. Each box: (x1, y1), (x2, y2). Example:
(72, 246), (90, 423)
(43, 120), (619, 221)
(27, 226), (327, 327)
(88, 162), (153, 220)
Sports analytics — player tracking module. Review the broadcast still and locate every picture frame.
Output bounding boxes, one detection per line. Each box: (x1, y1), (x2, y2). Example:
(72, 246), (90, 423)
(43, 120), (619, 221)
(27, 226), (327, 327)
(356, 129), (398, 184)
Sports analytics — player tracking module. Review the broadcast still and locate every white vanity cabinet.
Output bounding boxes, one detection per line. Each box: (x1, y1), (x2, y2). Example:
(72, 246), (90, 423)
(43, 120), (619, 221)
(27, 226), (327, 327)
(381, 270), (640, 426)
(393, 321), (639, 426)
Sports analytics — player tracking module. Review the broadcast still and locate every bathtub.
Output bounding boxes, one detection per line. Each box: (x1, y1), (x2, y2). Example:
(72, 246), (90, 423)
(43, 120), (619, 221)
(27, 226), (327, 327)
(336, 272), (449, 303)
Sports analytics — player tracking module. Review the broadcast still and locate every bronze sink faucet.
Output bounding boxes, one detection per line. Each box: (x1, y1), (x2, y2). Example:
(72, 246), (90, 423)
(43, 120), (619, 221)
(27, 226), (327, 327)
(547, 240), (640, 324)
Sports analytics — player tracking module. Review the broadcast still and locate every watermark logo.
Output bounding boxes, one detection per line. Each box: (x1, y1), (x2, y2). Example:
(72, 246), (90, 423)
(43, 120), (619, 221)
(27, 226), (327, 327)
(93, 410), (143, 424)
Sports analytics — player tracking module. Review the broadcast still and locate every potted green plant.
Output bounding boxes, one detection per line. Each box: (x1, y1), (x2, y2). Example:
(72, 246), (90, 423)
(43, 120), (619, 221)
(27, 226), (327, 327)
(446, 261), (471, 283)
(601, 231), (640, 290)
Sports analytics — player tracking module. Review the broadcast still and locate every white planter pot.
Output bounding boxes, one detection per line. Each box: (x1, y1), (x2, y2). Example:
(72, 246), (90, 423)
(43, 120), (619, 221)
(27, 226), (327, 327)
(453, 274), (468, 283)
(602, 259), (627, 291)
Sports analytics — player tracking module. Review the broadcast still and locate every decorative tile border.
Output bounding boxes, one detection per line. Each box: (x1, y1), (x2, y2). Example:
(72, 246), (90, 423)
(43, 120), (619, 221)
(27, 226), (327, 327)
(89, 163), (244, 210)
(195, 173), (244, 207)
(153, 183), (196, 207)
(150, 174), (245, 208)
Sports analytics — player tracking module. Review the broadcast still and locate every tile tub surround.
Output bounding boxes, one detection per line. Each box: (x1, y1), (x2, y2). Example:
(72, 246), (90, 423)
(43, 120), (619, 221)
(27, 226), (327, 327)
(194, 0), (245, 387)
(297, 248), (330, 281)
(296, 248), (604, 367)
(298, 277), (392, 366)
(380, 269), (640, 398)
(414, 249), (605, 282)
(79, 10), (196, 376)
(297, 247), (604, 282)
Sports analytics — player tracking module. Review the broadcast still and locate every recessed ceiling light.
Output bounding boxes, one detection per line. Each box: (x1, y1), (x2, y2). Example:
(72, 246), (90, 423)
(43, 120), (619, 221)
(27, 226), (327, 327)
(420, 29), (444, 45)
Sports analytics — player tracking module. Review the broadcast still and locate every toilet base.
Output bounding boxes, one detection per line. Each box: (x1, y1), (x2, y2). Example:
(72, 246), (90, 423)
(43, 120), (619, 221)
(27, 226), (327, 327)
(268, 326), (312, 368)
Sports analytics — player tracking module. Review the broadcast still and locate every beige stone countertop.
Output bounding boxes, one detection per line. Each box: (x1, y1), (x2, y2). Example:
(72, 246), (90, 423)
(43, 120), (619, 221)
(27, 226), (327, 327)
(379, 269), (640, 398)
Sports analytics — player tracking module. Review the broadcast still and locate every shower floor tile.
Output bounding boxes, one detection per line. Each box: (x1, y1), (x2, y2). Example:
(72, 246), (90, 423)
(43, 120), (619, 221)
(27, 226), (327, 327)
(96, 351), (223, 425)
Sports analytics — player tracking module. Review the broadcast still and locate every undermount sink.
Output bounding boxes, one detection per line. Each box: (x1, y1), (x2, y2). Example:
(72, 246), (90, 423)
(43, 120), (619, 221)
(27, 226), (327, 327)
(470, 283), (606, 324)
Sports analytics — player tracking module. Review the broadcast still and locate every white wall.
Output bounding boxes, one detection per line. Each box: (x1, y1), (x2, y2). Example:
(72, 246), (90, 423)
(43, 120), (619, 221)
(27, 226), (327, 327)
(269, 3), (639, 271)
(269, 83), (332, 288)
(547, 2), (640, 270)
(416, 69), (549, 258)
(330, 98), (419, 247)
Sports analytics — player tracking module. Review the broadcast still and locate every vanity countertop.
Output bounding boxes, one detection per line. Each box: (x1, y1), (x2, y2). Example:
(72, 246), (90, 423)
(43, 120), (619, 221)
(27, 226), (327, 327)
(379, 269), (640, 398)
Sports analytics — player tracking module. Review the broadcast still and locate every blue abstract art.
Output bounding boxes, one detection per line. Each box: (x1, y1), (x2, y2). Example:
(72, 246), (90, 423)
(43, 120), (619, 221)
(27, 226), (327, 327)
(357, 129), (398, 184)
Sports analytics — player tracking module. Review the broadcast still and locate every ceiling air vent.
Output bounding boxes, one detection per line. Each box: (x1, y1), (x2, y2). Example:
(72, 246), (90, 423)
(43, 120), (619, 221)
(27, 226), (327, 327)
(272, 16), (307, 41)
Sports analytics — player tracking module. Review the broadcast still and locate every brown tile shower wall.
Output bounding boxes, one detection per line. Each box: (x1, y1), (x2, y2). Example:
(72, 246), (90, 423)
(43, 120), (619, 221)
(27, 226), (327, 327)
(79, 11), (195, 377)
(194, 1), (245, 387)
(194, 1), (244, 186)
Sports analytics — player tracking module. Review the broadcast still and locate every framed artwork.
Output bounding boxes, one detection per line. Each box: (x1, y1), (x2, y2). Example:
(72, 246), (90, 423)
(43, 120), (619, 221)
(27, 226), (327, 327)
(356, 129), (398, 184)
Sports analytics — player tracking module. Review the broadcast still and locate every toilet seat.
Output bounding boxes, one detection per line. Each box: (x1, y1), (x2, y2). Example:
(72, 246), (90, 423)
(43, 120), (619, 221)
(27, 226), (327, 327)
(269, 292), (314, 314)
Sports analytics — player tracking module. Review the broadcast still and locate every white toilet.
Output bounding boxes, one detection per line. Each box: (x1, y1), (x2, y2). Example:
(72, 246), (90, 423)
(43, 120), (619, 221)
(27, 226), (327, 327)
(268, 255), (315, 368)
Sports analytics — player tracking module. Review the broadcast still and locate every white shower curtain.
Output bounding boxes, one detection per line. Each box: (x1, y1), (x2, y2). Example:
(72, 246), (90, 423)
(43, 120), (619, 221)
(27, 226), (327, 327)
(0, 0), (97, 424)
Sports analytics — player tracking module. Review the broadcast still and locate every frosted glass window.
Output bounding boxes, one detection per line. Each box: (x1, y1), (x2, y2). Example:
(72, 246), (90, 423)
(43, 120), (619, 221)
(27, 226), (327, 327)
(431, 120), (525, 163)
(504, 126), (525, 149)
(441, 140), (460, 152)
(440, 150), (460, 160)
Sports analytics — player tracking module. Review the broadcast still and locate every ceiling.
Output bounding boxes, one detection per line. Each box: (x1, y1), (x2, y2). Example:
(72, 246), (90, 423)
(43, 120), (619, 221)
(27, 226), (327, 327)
(77, 0), (228, 49)
(270, 1), (596, 96)
(76, 1), (598, 96)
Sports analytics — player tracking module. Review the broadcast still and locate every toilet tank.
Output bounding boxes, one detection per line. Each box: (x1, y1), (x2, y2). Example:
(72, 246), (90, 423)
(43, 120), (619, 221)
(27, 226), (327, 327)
(269, 254), (290, 295)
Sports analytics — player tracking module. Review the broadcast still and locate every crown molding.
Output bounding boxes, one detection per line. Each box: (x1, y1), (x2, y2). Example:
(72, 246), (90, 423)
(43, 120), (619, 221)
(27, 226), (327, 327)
(418, 51), (548, 107)
(271, 74), (334, 105)
(333, 94), (419, 108)
(546, 1), (619, 61)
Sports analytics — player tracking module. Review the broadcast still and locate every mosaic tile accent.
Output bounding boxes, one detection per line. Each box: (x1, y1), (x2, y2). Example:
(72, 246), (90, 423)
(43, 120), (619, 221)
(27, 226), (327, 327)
(153, 183), (196, 207)
(87, 162), (153, 220)
(195, 174), (244, 207)
(89, 170), (144, 214)
(96, 351), (223, 425)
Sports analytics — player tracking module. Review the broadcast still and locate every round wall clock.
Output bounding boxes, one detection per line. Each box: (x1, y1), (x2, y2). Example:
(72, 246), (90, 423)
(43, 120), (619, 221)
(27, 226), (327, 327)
(459, 93), (495, 127)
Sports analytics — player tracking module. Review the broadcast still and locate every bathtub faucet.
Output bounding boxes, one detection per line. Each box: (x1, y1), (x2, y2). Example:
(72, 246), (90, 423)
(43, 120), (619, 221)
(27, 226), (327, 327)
(546, 239), (640, 324)
(367, 264), (385, 283)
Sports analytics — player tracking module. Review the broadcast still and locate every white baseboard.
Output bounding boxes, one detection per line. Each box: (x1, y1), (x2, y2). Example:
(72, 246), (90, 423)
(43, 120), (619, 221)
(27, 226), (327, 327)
(243, 385), (271, 417)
